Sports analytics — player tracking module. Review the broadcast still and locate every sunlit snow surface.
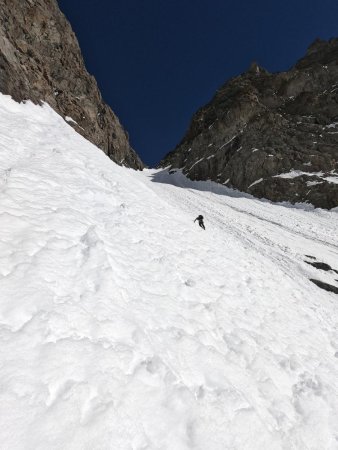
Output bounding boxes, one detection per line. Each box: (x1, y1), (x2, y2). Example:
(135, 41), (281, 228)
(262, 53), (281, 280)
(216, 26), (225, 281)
(0, 94), (338, 449)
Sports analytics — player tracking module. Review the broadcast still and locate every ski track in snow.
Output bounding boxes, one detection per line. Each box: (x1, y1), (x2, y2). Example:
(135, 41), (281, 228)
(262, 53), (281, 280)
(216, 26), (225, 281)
(0, 94), (338, 449)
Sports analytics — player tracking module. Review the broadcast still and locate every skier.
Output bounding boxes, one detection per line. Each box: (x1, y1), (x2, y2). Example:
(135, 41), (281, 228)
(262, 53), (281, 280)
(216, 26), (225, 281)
(194, 215), (205, 230)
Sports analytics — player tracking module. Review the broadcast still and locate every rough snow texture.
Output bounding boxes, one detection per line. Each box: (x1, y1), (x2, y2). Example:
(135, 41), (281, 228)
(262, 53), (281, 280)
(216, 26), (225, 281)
(0, 95), (338, 449)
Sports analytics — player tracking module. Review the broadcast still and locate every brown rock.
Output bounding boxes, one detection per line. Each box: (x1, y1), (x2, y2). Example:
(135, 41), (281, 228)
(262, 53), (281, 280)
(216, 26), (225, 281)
(0, 0), (143, 170)
(160, 38), (338, 209)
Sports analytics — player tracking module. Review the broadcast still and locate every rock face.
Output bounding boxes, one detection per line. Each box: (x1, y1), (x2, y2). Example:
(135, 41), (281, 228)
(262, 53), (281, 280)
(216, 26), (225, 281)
(0, 0), (143, 170)
(160, 38), (338, 209)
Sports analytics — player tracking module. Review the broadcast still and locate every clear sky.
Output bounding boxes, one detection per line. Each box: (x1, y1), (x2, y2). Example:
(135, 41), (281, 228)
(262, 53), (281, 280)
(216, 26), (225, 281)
(58, 0), (338, 167)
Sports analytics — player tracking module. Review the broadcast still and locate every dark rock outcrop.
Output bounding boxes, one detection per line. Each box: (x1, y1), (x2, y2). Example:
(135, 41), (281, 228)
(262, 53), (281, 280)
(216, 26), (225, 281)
(310, 279), (338, 295)
(0, 0), (143, 169)
(160, 38), (338, 208)
(305, 261), (338, 272)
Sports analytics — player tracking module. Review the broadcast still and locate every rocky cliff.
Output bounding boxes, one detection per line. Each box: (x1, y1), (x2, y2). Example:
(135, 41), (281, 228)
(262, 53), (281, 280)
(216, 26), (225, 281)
(0, 0), (143, 169)
(160, 38), (338, 209)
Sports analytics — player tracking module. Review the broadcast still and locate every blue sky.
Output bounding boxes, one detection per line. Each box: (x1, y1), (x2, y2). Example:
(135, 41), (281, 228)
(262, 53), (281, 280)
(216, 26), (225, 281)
(58, 0), (338, 166)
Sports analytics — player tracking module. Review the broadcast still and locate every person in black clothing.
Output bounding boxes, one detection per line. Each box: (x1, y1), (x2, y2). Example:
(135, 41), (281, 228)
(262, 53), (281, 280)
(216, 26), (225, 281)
(194, 215), (205, 230)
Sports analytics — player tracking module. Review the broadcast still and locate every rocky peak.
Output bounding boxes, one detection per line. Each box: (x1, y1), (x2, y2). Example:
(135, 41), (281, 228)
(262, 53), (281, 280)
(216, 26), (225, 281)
(160, 38), (338, 209)
(306, 38), (327, 55)
(247, 61), (269, 76)
(295, 37), (338, 69)
(0, 0), (143, 170)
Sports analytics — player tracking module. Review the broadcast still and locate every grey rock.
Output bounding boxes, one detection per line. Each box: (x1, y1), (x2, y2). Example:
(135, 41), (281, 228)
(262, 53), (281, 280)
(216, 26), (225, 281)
(0, 0), (143, 170)
(310, 279), (338, 295)
(160, 38), (338, 209)
(305, 261), (334, 271)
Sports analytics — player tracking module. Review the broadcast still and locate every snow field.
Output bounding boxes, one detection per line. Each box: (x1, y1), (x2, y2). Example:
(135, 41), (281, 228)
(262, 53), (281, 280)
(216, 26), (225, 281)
(0, 94), (338, 449)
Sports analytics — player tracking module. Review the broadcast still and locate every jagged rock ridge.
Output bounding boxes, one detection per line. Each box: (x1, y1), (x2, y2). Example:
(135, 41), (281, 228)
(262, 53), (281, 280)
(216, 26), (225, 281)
(0, 0), (143, 169)
(160, 38), (338, 209)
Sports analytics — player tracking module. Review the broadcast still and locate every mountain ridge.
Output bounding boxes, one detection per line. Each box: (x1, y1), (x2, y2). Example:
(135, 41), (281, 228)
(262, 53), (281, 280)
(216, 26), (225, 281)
(160, 38), (338, 209)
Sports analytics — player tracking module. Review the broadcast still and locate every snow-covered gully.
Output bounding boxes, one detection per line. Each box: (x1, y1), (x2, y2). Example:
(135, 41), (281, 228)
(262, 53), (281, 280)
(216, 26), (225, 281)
(0, 94), (338, 449)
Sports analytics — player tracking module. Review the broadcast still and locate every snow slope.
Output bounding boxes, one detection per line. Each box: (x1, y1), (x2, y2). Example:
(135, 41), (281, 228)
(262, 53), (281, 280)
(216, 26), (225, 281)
(0, 94), (338, 450)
